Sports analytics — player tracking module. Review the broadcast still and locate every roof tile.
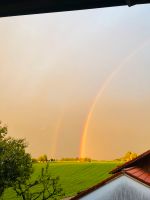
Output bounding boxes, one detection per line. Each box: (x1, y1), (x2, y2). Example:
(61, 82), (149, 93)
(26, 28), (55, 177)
(124, 167), (150, 186)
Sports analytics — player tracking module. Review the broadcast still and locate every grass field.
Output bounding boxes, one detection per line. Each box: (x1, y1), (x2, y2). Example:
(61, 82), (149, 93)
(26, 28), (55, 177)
(3, 162), (119, 199)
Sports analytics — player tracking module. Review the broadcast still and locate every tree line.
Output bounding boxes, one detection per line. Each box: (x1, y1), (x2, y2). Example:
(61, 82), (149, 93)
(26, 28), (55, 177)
(32, 156), (92, 163)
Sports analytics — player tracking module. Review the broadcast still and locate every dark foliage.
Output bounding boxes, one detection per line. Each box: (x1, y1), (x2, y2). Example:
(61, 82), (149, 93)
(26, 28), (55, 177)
(0, 122), (32, 196)
(13, 164), (64, 200)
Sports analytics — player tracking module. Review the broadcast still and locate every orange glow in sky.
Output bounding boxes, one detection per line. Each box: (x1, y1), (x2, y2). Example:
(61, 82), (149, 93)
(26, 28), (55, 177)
(0, 6), (150, 159)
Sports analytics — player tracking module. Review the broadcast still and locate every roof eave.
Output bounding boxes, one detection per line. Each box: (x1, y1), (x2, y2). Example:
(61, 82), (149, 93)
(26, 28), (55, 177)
(0, 0), (150, 18)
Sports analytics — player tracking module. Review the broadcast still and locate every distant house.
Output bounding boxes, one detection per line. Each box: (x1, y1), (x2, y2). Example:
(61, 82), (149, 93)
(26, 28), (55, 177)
(71, 150), (150, 200)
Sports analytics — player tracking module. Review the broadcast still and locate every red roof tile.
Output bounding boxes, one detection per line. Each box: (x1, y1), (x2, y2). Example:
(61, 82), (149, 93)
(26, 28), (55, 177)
(145, 176), (150, 184)
(123, 167), (150, 186)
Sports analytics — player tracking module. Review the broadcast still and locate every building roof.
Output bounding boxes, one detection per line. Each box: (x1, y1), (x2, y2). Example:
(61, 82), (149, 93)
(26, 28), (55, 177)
(71, 150), (150, 200)
(0, 0), (150, 18)
(110, 150), (150, 174)
(123, 167), (150, 186)
(71, 169), (150, 199)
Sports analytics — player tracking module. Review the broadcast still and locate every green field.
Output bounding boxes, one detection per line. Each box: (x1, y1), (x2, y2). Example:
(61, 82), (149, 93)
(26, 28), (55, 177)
(3, 162), (119, 199)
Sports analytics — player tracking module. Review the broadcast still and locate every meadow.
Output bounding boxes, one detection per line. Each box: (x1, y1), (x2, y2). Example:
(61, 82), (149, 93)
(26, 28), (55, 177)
(3, 162), (119, 199)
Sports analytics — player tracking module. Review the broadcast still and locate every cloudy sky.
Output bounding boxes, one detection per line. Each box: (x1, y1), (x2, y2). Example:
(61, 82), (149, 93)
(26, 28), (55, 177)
(0, 4), (150, 160)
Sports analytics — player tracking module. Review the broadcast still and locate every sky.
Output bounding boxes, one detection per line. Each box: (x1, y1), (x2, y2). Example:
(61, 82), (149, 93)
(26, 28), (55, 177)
(0, 4), (150, 160)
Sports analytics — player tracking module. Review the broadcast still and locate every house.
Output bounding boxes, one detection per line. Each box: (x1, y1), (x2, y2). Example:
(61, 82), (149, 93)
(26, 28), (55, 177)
(71, 150), (150, 200)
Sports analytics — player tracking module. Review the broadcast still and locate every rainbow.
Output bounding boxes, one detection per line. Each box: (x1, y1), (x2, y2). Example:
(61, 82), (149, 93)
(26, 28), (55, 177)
(51, 110), (64, 158)
(79, 40), (150, 158)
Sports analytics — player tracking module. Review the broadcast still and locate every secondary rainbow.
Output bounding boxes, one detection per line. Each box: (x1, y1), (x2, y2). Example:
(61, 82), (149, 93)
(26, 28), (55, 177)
(51, 109), (64, 158)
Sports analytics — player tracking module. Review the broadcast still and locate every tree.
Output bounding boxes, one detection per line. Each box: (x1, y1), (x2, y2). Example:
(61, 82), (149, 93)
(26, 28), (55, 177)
(0, 122), (32, 197)
(32, 158), (38, 163)
(0, 122), (64, 199)
(114, 151), (138, 162)
(38, 155), (48, 162)
(43, 154), (48, 162)
(123, 151), (138, 161)
(13, 164), (64, 200)
(49, 158), (55, 162)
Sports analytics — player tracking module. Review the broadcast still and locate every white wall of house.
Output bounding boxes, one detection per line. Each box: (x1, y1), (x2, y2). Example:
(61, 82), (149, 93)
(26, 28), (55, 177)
(80, 175), (150, 200)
